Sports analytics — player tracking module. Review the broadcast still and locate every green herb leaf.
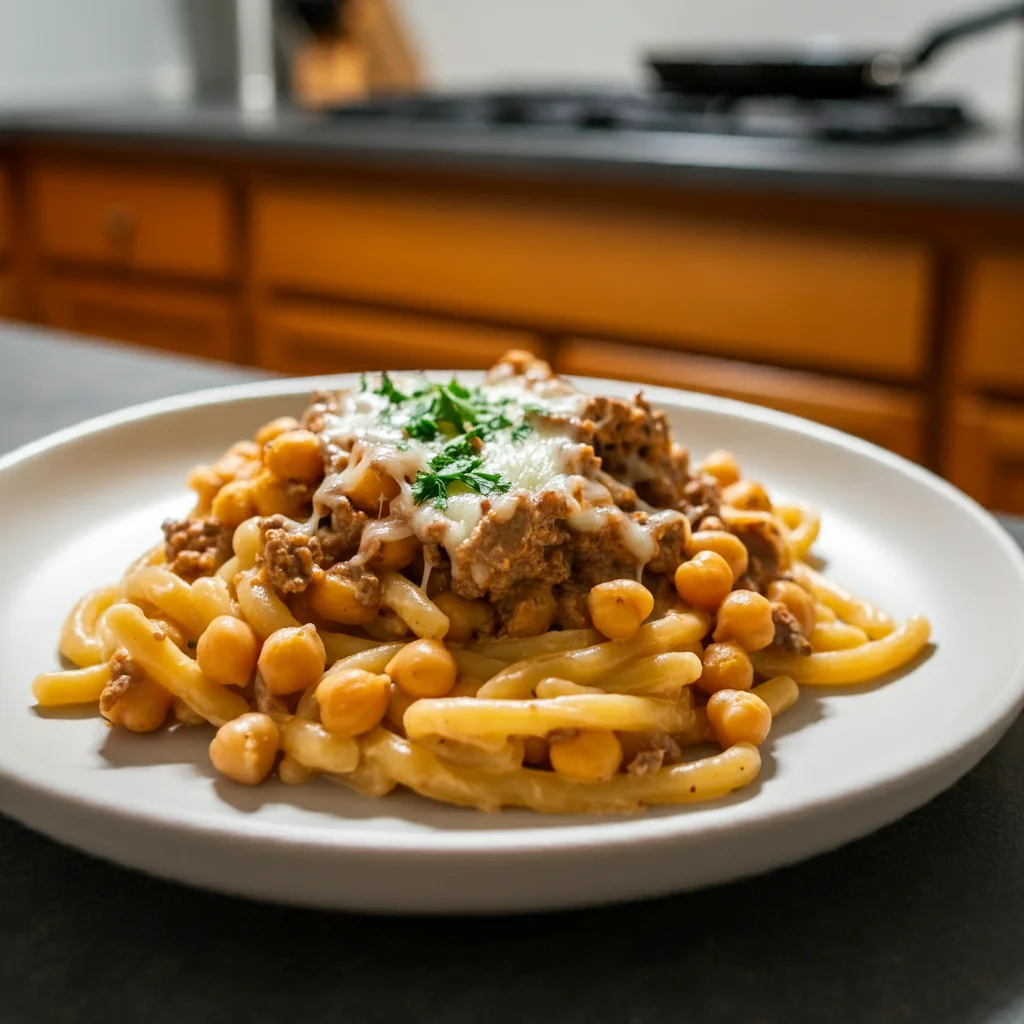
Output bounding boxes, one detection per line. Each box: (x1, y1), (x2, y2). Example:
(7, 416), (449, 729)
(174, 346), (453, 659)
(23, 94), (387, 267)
(410, 471), (449, 510)
(411, 436), (512, 509)
(406, 416), (440, 442)
(374, 371), (408, 405)
(510, 421), (532, 443)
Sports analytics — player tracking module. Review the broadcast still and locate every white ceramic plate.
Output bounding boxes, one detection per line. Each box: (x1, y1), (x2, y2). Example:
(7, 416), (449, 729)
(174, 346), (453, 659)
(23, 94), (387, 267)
(2, 374), (1023, 914)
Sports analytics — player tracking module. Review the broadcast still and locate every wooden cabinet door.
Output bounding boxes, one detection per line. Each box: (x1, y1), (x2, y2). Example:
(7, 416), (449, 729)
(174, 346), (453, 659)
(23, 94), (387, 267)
(556, 338), (925, 462)
(0, 165), (11, 257)
(0, 270), (19, 319)
(256, 299), (544, 375)
(946, 397), (1024, 513)
(39, 277), (238, 362)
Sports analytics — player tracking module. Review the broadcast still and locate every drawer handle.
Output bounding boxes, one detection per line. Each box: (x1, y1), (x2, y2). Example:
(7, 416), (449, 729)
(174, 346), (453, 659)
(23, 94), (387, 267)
(103, 205), (137, 242)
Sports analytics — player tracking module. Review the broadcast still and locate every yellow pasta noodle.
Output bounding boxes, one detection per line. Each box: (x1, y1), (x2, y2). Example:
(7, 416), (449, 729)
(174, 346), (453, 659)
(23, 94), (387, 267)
(478, 612), (708, 700)
(32, 663), (112, 707)
(59, 586), (119, 668)
(404, 693), (693, 743)
(752, 615), (931, 685)
(361, 729), (761, 813)
(381, 572), (449, 640)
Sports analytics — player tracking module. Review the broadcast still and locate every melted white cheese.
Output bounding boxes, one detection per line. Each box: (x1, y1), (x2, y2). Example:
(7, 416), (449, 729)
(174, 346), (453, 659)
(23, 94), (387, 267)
(316, 370), (667, 569)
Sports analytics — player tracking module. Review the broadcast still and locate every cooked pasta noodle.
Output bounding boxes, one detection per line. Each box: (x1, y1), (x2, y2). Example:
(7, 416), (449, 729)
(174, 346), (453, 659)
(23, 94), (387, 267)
(33, 351), (931, 813)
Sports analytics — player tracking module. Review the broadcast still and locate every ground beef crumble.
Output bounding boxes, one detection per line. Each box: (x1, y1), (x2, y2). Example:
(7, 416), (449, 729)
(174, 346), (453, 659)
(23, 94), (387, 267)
(259, 514), (323, 594)
(161, 516), (233, 582)
(772, 602), (813, 656)
(99, 649), (144, 716)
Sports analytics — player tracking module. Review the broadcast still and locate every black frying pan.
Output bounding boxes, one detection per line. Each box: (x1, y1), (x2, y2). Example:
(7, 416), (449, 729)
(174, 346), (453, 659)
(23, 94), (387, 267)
(647, 2), (1024, 100)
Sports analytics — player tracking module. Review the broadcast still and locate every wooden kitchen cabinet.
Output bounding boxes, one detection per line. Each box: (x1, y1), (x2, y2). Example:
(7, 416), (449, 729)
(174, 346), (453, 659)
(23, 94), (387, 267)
(0, 165), (11, 256)
(956, 252), (1024, 396)
(256, 298), (544, 375)
(946, 397), (1024, 513)
(0, 271), (19, 319)
(30, 159), (235, 280)
(254, 181), (930, 380)
(556, 338), (925, 461)
(39, 277), (238, 362)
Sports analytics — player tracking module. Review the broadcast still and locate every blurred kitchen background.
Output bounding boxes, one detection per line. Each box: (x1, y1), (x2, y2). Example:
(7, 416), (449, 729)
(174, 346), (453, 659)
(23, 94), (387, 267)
(0, 0), (1022, 509)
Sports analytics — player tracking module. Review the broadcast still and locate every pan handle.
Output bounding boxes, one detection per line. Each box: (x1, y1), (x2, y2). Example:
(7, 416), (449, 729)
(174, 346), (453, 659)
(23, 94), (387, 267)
(910, 1), (1024, 68)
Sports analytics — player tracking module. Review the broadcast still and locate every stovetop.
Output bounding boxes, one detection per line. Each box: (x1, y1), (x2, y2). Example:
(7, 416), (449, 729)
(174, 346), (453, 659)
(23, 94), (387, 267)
(327, 89), (972, 143)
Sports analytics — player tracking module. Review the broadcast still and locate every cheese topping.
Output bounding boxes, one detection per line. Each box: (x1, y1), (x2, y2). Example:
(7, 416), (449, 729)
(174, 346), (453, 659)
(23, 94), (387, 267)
(318, 370), (670, 573)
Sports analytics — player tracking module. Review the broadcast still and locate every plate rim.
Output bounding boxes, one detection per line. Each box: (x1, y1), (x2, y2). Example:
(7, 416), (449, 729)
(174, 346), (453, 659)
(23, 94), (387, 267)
(3, 371), (1024, 858)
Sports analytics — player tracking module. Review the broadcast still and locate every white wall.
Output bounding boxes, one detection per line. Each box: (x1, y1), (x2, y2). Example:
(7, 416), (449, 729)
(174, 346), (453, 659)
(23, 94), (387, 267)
(0, 0), (191, 108)
(400, 0), (1024, 122)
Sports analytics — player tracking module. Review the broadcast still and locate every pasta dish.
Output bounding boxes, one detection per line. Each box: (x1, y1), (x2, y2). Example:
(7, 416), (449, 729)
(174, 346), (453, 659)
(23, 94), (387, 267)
(33, 351), (931, 814)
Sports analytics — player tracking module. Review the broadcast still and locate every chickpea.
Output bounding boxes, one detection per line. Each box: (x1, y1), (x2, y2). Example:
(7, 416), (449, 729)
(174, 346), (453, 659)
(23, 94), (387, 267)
(309, 572), (379, 626)
(258, 623), (326, 696)
(699, 449), (741, 487)
(211, 479), (256, 529)
(197, 615), (259, 688)
(706, 689), (772, 748)
(345, 465), (400, 513)
(674, 550), (733, 610)
(588, 579), (654, 640)
(250, 469), (296, 517)
(387, 681), (417, 732)
(264, 429), (323, 483)
(386, 639), (457, 699)
(367, 534), (419, 573)
(502, 583), (557, 638)
(433, 591), (496, 643)
(686, 530), (749, 581)
(549, 730), (623, 781)
(228, 440), (262, 462)
(278, 754), (313, 785)
(102, 677), (172, 732)
(766, 580), (816, 637)
(722, 479), (772, 512)
(188, 465), (224, 513)
(316, 669), (391, 736)
(255, 416), (300, 447)
(696, 641), (754, 695)
(713, 590), (775, 651)
(209, 712), (280, 785)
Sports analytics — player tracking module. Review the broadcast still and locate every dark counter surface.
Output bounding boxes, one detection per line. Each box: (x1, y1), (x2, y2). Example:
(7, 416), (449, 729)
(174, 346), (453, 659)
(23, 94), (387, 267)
(2, 322), (1024, 1024)
(2, 102), (1024, 208)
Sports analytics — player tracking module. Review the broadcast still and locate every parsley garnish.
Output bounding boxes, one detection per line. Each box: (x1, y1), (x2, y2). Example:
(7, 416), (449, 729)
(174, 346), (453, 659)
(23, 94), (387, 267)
(510, 421), (532, 443)
(374, 371), (408, 405)
(411, 437), (512, 510)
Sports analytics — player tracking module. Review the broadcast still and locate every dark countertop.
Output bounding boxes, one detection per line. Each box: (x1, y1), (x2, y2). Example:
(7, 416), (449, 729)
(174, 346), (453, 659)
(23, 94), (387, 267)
(2, 322), (1024, 1024)
(2, 102), (1024, 208)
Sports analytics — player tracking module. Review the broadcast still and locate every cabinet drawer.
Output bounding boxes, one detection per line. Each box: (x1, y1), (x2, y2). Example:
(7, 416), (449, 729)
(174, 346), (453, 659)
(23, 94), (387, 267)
(556, 338), (925, 461)
(946, 397), (1024, 513)
(957, 253), (1024, 393)
(40, 277), (238, 362)
(0, 166), (11, 256)
(256, 300), (543, 375)
(31, 160), (234, 279)
(255, 183), (929, 379)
